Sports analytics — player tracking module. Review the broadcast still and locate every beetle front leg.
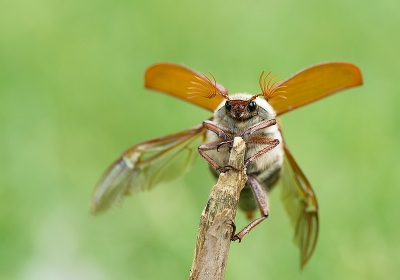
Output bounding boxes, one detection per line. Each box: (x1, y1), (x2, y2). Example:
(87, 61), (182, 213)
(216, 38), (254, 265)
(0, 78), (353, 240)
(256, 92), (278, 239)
(241, 119), (277, 138)
(203, 120), (234, 140)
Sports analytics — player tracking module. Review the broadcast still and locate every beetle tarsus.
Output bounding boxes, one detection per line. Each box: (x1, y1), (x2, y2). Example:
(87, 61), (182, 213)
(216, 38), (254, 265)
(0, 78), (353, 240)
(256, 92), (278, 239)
(231, 234), (242, 243)
(217, 140), (233, 152)
(223, 164), (241, 172)
(229, 220), (243, 242)
(228, 220), (237, 239)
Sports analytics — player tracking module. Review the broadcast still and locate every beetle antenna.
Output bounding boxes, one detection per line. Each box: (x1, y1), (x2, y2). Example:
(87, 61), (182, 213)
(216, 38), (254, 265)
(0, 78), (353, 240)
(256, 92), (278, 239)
(258, 70), (287, 101)
(188, 72), (229, 100)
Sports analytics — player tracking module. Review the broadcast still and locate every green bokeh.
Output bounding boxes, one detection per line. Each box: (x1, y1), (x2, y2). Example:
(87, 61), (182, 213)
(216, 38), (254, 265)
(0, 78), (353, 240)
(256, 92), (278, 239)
(1, 0), (399, 279)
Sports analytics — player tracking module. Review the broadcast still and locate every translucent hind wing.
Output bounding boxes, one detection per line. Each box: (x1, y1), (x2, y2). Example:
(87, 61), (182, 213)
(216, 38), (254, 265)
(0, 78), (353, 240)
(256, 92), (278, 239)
(91, 124), (206, 214)
(280, 142), (319, 268)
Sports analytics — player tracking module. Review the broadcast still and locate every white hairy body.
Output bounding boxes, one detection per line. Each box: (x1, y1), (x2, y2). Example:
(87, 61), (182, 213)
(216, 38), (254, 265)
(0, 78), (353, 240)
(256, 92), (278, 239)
(205, 93), (284, 190)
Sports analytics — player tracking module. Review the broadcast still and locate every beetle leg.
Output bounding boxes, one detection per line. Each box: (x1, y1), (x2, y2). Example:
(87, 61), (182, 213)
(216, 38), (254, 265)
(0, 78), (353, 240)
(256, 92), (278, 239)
(243, 137), (280, 168)
(228, 220), (236, 239)
(198, 141), (229, 173)
(203, 120), (234, 140)
(232, 175), (269, 242)
(241, 119), (276, 138)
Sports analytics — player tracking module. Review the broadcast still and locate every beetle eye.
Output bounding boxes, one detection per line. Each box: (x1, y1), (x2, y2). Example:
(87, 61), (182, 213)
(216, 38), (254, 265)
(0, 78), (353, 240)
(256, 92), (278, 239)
(225, 101), (232, 111)
(248, 101), (257, 112)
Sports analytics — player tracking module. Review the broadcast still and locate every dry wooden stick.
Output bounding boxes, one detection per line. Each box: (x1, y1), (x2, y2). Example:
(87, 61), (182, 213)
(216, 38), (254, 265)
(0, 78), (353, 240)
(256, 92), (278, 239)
(189, 137), (247, 280)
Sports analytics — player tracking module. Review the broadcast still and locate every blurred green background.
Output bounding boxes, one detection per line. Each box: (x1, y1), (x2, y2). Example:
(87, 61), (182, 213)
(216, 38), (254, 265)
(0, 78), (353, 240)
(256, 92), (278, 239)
(1, 0), (399, 279)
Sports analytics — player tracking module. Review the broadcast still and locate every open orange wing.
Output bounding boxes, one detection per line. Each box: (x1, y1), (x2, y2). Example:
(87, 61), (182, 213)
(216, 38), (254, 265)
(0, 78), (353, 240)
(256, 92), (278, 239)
(269, 62), (363, 116)
(145, 63), (228, 112)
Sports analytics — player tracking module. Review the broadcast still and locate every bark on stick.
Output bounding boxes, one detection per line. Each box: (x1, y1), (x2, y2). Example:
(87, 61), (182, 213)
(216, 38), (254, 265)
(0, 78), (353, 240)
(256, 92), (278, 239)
(189, 137), (247, 280)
